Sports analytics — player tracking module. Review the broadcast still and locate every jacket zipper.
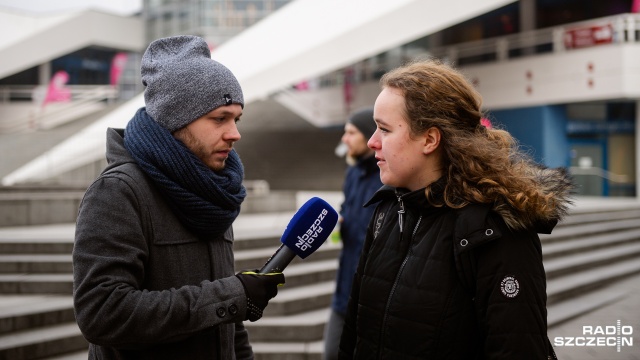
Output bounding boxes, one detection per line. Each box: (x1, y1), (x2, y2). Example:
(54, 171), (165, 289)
(377, 213), (422, 359)
(397, 195), (405, 233)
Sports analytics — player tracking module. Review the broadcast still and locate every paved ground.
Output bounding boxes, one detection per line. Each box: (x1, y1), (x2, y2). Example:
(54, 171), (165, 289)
(550, 274), (640, 360)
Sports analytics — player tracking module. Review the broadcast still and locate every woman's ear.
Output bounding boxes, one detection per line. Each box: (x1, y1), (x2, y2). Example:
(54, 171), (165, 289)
(423, 127), (441, 155)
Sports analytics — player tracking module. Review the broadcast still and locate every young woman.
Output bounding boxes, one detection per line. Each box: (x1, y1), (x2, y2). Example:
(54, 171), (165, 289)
(338, 59), (571, 359)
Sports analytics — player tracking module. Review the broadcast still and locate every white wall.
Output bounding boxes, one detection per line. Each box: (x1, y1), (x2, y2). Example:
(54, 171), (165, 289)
(463, 44), (640, 110)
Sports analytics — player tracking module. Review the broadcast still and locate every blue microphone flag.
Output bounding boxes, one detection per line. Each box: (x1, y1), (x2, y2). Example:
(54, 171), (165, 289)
(259, 197), (338, 273)
(280, 197), (339, 259)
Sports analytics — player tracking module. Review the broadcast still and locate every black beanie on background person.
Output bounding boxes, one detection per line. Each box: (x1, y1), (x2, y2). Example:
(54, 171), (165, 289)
(141, 35), (244, 132)
(348, 107), (376, 139)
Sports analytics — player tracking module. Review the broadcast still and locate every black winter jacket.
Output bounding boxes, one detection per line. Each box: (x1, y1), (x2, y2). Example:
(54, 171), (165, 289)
(339, 182), (563, 359)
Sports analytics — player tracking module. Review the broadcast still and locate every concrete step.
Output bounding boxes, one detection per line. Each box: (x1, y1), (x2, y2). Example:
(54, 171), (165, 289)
(282, 259), (338, 288)
(541, 228), (640, 260)
(0, 255), (72, 274)
(547, 285), (628, 328)
(0, 239), (74, 255)
(234, 236), (282, 251)
(564, 200), (640, 215)
(0, 322), (87, 360)
(0, 274), (73, 295)
(544, 241), (640, 278)
(0, 236), (296, 257)
(547, 257), (640, 305)
(0, 258), (338, 295)
(0, 248), (338, 276)
(252, 340), (323, 360)
(41, 350), (88, 360)
(263, 281), (334, 317)
(235, 243), (341, 271)
(0, 295), (74, 335)
(246, 308), (329, 342)
(540, 218), (640, 244)
(558, 208), (640, 227)
(0, 223), (284, 255)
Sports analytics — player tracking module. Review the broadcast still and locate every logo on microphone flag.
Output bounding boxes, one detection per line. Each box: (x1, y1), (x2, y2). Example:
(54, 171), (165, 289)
(281, 197), (338, 258)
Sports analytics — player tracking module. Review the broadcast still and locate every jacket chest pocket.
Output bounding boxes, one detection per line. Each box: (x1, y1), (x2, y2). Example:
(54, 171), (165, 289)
(150, 227), (234, 262)
(147, 217), (235, 287)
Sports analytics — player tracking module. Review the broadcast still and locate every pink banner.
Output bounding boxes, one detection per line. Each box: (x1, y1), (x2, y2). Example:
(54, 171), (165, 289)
(343, 67), (354, 113)
(110, 52), (128, 86)
(42, 70), (71, 108)
(633, 0), (640, 13)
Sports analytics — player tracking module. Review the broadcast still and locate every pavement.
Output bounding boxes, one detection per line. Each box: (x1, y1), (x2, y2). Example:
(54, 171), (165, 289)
(549, 274), (640, 360)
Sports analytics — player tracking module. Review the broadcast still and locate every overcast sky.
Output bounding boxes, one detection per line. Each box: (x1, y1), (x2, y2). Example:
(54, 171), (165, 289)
(0, 0), (142, 15)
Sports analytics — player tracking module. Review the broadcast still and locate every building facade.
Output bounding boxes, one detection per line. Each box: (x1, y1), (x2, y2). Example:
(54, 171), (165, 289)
(143, 0), (292, 47)
(1, 0), (638, 197)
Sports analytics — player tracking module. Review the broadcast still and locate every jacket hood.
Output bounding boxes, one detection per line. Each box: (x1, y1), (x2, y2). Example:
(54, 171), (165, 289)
(494, 166), (574, 234)
(104, 128), (136, 172)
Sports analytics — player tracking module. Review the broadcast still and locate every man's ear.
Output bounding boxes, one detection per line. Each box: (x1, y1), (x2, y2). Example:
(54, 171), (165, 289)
(423, 127), (441, 155)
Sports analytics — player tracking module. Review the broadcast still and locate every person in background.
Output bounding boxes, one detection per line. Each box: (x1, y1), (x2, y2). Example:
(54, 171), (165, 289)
(339, 59), (572, 359)
(72, 35), (284, 359)
(323, 108), (382, 360)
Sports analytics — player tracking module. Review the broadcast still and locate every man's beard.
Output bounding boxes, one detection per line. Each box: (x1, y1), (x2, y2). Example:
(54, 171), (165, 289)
(173, 127), (226, 172)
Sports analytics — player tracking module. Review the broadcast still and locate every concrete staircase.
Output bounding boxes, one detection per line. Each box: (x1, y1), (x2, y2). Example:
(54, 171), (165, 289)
(544, 202), (640, 327)
(0, 199), (639, 359)
(0, 228), (85, 359)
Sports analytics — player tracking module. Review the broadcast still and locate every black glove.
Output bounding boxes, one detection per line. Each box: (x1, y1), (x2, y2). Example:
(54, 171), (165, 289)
(235, 270), (285, 322)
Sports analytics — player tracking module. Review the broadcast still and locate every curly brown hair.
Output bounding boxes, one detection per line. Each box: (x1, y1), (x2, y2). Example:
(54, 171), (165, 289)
(380, 59), (571, 229)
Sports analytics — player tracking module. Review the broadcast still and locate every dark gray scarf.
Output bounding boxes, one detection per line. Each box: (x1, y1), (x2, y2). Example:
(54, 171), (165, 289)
(124, 108), (246, 237)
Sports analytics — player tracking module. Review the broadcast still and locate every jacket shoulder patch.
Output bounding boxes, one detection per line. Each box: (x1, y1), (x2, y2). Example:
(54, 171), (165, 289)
(500, 275), (520, 298)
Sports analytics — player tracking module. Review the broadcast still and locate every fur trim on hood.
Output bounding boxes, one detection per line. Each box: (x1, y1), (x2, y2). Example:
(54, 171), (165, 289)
(493, 166), (574, 233)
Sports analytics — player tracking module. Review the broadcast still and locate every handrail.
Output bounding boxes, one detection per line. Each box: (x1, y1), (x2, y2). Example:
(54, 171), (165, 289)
(428, 13), (640, 65)
(0, 85), (118, 134)
(569, 166), (630, 183)
(0, 85), (117, 103)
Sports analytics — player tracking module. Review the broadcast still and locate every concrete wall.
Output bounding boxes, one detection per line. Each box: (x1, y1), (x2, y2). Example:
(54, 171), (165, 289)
(465, 44), (640, 110)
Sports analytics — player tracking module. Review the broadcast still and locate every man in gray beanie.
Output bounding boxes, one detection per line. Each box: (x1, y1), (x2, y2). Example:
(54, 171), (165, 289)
(323, 107), (382, 360)
(142, 35), (244, 133)
(73, 35), (284, 359)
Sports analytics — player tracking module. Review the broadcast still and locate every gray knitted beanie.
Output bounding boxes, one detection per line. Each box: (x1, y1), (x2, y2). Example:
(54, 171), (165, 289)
(348, 107), (376, 139)
(141, 35), (244, 132)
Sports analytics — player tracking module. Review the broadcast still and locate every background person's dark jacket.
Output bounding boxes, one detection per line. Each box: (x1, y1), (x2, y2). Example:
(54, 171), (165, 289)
(332, 154), (382, 315)
(73, 128), (252, 359)
(339, 174), (570, 359)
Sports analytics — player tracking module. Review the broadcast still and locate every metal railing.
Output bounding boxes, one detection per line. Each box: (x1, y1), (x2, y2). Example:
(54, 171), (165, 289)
(429, 13), (640, 65)
(569, 166), (630, 183)
(0, 85), (118, 133)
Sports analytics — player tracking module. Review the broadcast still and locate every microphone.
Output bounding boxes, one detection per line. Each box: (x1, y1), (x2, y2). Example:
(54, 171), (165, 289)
(259, 197), (339, 274)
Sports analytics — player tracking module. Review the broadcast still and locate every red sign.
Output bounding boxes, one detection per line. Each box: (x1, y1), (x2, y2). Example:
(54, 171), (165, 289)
(564, 24), (614, 49)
